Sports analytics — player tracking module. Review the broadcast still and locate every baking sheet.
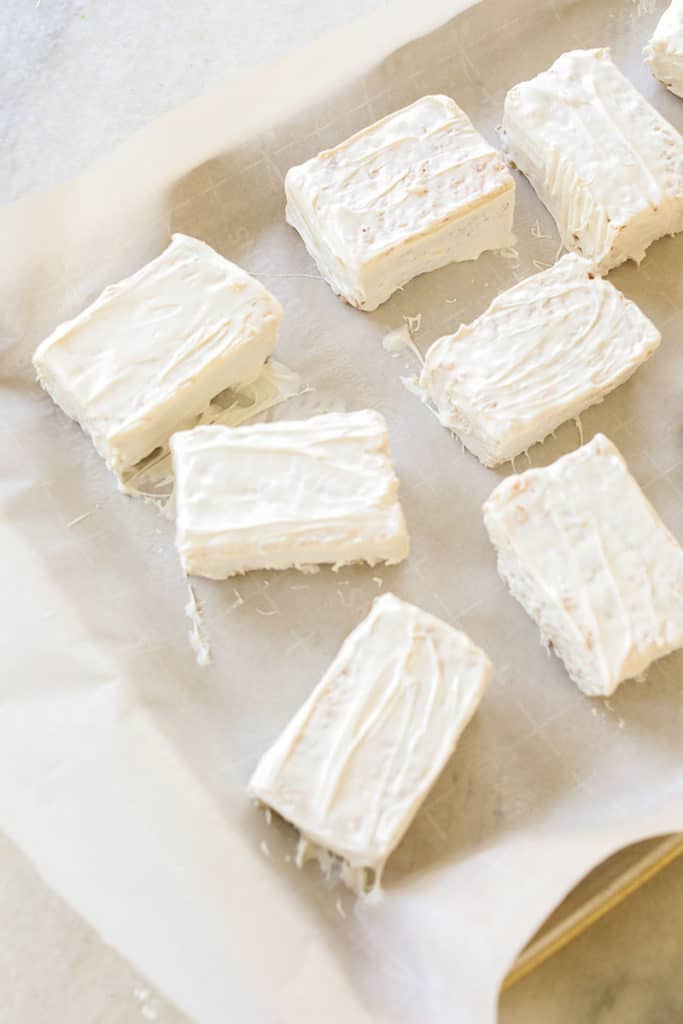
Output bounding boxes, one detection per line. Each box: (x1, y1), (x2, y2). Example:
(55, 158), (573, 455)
(1, 0), (683, 1021)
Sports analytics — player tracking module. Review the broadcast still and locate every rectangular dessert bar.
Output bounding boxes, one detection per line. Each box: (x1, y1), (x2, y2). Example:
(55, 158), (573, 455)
(483, 434), (683, 697)
(501, 48), (683, 273)
(419, 254), (660, 466)
(171, 410), (409, 578)
(249, 592), (491, 889)
(645, 0), (683, 98)
(33, 234), (282, 476)
(285, 94), (515, 311)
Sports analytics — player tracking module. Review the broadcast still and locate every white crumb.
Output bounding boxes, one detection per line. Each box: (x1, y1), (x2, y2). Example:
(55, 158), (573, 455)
(403, 313), (422, 334)
(575, 415), (584, 445)
(382, 324), (424, 365)
(67, 507), (99, 527)
(531, 219), (548, 240)
(335, 897), (347, 919)
(260, 840), (272, 858)
(185, 584), (212, 667)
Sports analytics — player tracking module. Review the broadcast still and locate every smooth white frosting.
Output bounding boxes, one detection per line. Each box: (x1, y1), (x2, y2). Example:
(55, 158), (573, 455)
(33, 234), (282, 476)
(249, 592), (491, 886)
(501, 48), (683, 272)
(483, 434), (683, 697)
(171, 410), (410, 579)
(645, 0), (683, 97)
(286, 94), (515, 311)
(419, 254), (660, 466)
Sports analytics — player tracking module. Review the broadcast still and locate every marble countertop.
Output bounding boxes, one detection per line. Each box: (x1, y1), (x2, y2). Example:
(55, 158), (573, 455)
(501, 853), (683, 1023)
(2, 1), (682, 1021)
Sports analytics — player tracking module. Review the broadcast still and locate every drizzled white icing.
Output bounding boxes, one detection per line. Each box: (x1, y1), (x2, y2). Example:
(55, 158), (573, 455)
(645, 0), (683, 98)
(483, 434), (683, 697)
(286, 95), (515, 311)
(501, 48), (683, 272)
(171, 410), (409, 579)
(33, 234), (282, 476)
(249, 592), (491, 887)
(419, 254), (660, 466)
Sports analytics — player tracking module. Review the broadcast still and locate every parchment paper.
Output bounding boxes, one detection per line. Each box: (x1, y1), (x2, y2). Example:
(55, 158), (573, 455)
(1, 0), (682, 1021)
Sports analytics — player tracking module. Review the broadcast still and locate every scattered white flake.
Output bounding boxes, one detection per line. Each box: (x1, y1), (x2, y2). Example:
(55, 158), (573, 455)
(299, 564), (320, 575)
(591, 706), (599, 717)
(372, 576), (383, 588)
(531, 219), (549, 240)
(265, 808), (272, 826)
(445, 297), (458, 304)
(254, 605), (278, 617)
(403, 313), (422, 334)
(532, 259), (552, 272)
(260, 840), (272, 858)
(67, 507), (99, 528)
(499, 246), (520, 262)
(382, 324), (424, 365)
(295, 835), (314, 868)
(603, 699), (616, 713)
(134, 987), (161, 1020)
(335, 897), (347, 919)
(382, 324), (410, 356)
(185, 584), (212, 667)
(617, 718), (625, 729)
(230, 588), (244, 610)
(632, 0), (655, 13)
(575, 416), (584, 445)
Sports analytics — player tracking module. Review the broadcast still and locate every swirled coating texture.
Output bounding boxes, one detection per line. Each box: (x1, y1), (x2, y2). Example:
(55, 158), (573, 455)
(501, 48), (683, 272)
(420, 254), (660, 466)
(249, 592), (490, 881)
(171, 410), (409, 578)
(33, 234), (282, 475)
(484, 434), (683, 697)
(645, 0), (683, 98)
(285, 95), (515, 310)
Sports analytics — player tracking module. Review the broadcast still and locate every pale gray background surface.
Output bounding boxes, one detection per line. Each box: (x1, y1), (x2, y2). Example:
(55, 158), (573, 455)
(2, 1), (682, 1021)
